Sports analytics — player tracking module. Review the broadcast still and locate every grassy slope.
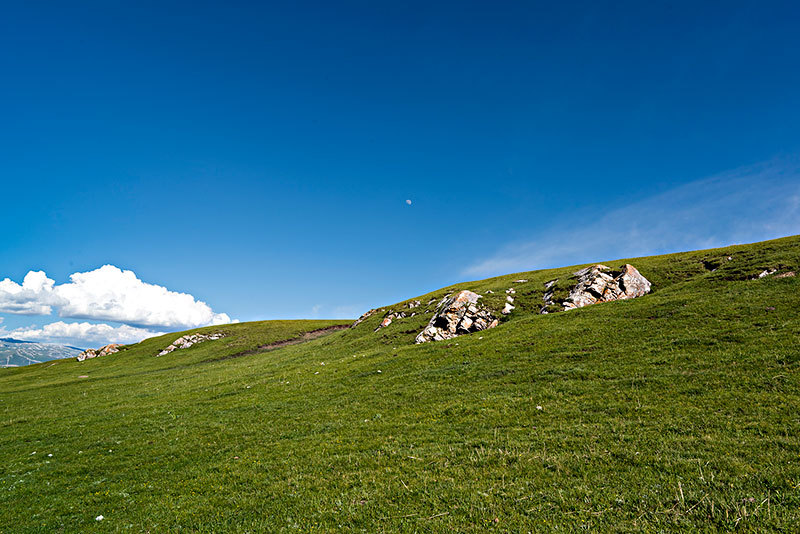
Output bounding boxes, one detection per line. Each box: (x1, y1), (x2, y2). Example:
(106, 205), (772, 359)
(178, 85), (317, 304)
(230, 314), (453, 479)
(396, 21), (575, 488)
(1, 237), (799, 532)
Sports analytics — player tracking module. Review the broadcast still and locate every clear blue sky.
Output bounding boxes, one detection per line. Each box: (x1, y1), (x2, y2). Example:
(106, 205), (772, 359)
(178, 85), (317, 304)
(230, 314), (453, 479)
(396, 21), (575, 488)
(1, 1), (799, 345)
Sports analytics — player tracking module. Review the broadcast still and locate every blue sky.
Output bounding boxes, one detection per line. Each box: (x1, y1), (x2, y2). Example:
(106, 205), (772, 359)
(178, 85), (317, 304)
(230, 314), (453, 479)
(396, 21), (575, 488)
(1, 1), (799, 346)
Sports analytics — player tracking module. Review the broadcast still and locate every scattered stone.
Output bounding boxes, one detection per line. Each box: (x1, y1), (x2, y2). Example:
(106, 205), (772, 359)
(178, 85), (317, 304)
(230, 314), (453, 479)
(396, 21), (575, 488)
(563, 264), (651, 311)
(505, 288), (516, 295)
(513, 279), (528, 283)
(77, 344), (123, 362)
(775, 271), (796, 278)
(415, 290), (499, 343)
(157, 333), (225, 356)
(374, 309), (411, 332)
(352, 308), (381, 328)
(405, 300), (421, 309)
(506, 295), (514, 303)
(485, 290), (494, 294)
(758, 268), (778, 279)
(502, 302), (515, 315)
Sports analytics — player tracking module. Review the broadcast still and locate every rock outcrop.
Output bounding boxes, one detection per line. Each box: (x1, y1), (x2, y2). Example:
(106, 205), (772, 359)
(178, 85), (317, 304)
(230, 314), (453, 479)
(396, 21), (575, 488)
(415, 290), (498, 343)
(157, 332), (225, 357)
(563, 264), (651, 310)
(540, 279), (558, 314)
(352, 309), (380, 328)
(77, 343), (123, 362)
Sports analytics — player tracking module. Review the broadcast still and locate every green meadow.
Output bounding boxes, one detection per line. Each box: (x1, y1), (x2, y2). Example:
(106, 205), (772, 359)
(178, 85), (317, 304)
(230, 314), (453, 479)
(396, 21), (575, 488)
(1, 236), (799, 532)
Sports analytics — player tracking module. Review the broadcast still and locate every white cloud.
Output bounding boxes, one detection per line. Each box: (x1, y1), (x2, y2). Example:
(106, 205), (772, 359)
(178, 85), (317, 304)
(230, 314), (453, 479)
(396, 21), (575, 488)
(465, 157), (800, 277)
(0, 271), (65, 315)
(9, 321), (163, 346)
(0, 265), (233, 329)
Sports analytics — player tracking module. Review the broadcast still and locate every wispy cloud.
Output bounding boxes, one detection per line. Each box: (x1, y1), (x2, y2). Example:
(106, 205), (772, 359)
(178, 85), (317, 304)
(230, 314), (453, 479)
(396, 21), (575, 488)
(464, 157), (800, 277)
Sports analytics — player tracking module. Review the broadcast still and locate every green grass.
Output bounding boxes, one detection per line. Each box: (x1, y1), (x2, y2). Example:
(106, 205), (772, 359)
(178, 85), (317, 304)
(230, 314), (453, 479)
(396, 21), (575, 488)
(1, 236), (799, 532)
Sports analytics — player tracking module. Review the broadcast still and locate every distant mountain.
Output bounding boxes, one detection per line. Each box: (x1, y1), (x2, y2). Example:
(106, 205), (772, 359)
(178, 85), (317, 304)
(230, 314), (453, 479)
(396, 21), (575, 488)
(0, 338), (83, 367)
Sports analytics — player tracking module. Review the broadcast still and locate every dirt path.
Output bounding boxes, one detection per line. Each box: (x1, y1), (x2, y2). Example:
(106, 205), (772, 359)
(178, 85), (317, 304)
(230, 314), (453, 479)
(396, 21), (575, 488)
(210, 324), (350, 362)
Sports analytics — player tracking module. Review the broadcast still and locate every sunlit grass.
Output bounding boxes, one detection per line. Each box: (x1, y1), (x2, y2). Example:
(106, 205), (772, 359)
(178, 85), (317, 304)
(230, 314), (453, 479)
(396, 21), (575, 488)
(1, 236), (799, 532)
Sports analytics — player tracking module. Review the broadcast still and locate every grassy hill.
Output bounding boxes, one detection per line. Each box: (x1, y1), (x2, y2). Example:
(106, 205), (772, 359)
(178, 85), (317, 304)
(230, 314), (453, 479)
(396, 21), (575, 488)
(1, 236), (799, 532)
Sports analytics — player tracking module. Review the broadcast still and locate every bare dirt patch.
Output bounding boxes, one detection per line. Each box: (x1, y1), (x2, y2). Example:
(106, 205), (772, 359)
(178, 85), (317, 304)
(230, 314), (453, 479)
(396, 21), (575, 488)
(209, 325), (350, 363)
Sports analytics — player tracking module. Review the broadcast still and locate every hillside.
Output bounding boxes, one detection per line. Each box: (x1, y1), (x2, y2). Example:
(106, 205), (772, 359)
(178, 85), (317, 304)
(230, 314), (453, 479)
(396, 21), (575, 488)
(1, 236), (799, 532)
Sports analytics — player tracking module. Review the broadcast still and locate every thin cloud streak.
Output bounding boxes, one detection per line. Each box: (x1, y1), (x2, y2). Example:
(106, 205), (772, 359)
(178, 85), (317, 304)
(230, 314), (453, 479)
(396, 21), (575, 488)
(464, 157), (800, 277)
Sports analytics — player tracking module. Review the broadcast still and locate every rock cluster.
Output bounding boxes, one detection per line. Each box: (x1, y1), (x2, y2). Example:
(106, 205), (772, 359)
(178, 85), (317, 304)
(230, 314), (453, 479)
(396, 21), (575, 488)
(77, 343), (123, 362)
(753, 268), (796, 279)
(375, 309), (419, 331)
(540, 279), (558, 314)
(757, 268), (777, 278)
(415, 290), (499, 343)
(158, 332), (225, 357)
(563, 264), (651, 310)
(352, 309), (380, 328)
(503, 288), (516, 314)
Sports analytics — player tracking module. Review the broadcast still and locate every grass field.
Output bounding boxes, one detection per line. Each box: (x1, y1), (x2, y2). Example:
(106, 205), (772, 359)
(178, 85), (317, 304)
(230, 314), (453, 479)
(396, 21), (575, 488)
(1, 236), (799, 532)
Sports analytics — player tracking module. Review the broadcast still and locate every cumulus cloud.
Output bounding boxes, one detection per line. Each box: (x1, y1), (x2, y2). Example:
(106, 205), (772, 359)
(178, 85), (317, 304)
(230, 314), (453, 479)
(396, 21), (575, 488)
(465, 157), (800, 277)
(9, 321), (163, 346)
(0, 271), (65, 315)
(0, 265), (233, 329)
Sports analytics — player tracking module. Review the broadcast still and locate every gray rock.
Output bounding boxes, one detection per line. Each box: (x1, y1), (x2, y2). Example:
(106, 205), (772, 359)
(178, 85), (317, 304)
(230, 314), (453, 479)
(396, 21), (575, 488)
(563, 264), (651, 311)
(157, 333), (226, 356)
(352, 309), (380, 328)
(415, 290), (499, 343)
(77, 343), (123, 362)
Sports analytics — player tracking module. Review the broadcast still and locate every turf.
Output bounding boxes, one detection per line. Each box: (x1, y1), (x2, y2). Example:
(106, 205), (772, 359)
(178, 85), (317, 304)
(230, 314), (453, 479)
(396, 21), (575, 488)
(1, 236), (799, 532)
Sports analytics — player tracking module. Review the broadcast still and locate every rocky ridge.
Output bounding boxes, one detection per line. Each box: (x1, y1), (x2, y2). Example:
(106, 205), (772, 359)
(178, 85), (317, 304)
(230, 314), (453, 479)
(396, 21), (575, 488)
(77, 344), (123, 362)
(353, 263), (653, 344)
(158, 332), (226, 357)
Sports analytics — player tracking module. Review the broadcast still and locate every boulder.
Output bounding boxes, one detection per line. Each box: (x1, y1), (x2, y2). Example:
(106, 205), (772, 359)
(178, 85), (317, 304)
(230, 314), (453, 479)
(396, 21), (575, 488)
(563, 264), (651, 310)
(415, 290), (499, 343)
